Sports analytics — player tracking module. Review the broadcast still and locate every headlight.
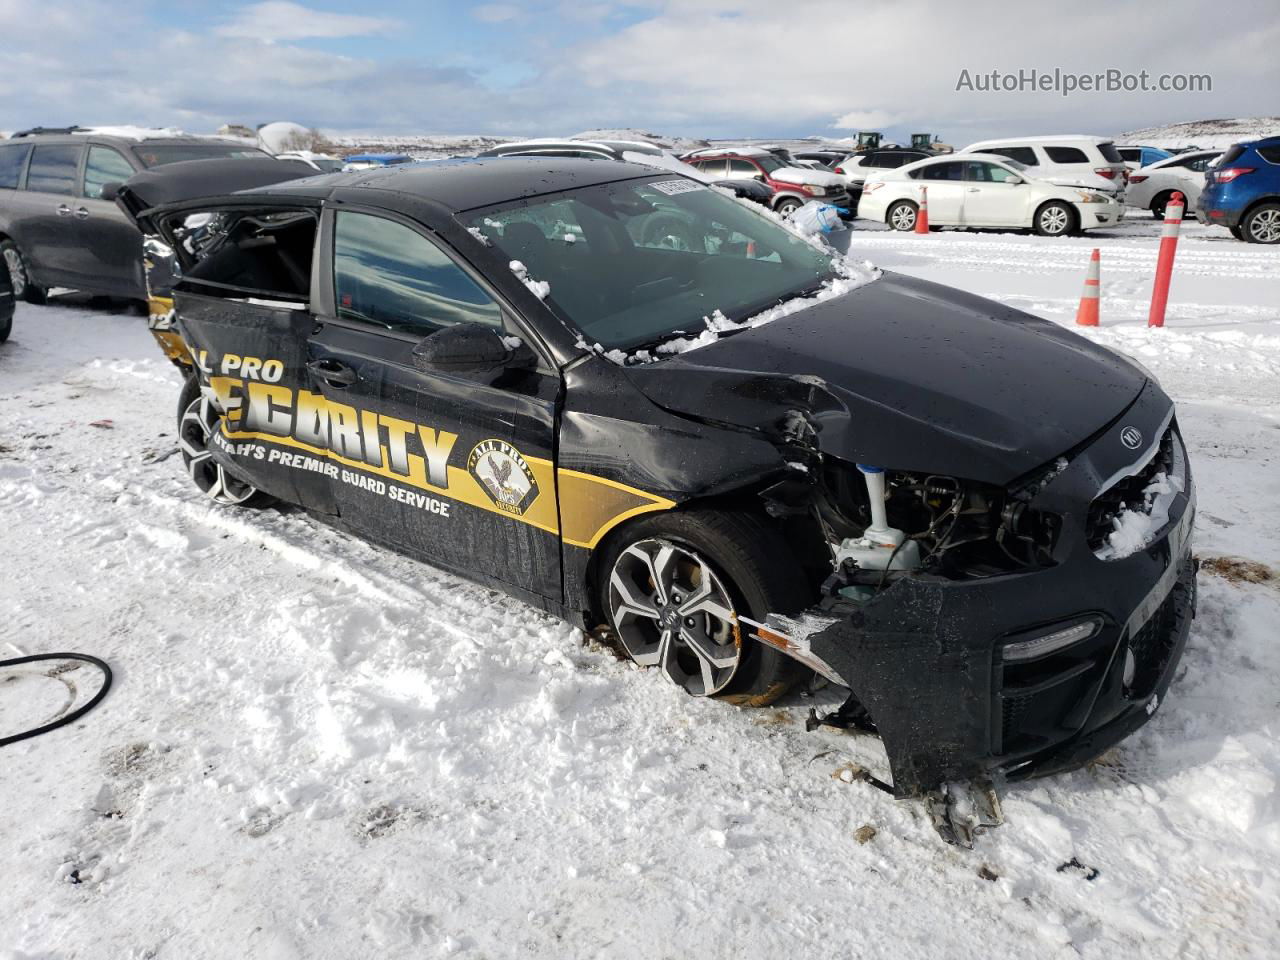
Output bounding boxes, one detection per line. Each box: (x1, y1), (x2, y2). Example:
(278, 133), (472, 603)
(1075, 192), (1109, 203)
(1002, 617), (1101, 662)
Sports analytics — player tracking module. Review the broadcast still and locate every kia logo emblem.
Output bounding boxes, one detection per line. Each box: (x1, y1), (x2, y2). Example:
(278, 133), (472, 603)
(1120, 426), (1143, 450)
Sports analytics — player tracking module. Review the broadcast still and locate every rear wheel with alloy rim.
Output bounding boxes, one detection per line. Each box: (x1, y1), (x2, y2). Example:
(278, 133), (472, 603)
(599, 510), (809, 704)
(177, 377), (272, 507)
(887, 200), (917, 231)
(1243, 203), (1280, 244)
(1, 239), (47, 304)
(1034, 201), (1076, 237)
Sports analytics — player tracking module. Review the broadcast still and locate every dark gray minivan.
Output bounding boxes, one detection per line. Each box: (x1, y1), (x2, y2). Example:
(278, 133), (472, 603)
(0, 130), (269, 304)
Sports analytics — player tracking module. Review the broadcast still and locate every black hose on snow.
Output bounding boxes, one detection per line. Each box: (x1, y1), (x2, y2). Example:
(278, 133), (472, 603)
(0, 653), (113, 747)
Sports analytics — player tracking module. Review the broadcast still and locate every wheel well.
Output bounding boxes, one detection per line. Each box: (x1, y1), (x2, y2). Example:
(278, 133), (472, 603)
(1241, 196), (1280, 222)
(580, 485), (830, 631)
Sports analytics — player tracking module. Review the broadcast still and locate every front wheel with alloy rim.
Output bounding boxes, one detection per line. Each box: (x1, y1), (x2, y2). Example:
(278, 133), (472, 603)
(177, 377), (273, 507)
(1242, 203), (1280, 244)
(0, 239), (48, 304)
(774, 197), (803, 217)
(599, 510), (809, 704)
(1034, 201), (1077, 237)
(887, 200), (918, 231)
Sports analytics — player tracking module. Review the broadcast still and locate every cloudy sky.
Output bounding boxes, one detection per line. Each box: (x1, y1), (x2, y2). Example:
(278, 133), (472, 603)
(1, 0), (1275, 143)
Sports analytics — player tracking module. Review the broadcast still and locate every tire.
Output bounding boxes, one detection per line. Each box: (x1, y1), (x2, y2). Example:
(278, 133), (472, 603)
(1229, 223), (1245, 241)
(176, 376), (273, 508)
(597, 509), (811, 705)
(887, 200), (918, 231)
(0, 312), (10, 344)
(1, 239), (47, 304)
(1241, 202), (1280, 244)
(1150, 192), (1174, 220)
(1034, 201), (1077, 237)
(774, 197), (803, 217)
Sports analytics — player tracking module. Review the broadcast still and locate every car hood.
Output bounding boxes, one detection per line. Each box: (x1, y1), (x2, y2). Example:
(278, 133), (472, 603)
(623, 272), (1148, 485)
(772, 166), (844, 187)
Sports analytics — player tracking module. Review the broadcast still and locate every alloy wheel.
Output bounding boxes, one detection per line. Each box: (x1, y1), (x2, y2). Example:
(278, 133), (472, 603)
(3, 247), (27, 299)
(179, 393), (260, 505)
(1248, 208), (1280, 243)
(890, 204), (916, 230)
(1039, 205), (1070, 235)
(607, 538), (743, 696)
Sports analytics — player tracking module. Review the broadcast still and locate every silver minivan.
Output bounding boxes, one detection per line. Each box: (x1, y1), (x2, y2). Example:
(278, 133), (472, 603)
(0, 129), (268, 304)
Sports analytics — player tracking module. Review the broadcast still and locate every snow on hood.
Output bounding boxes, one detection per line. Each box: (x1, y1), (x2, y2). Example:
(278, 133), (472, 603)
(771, 166), (844, 187)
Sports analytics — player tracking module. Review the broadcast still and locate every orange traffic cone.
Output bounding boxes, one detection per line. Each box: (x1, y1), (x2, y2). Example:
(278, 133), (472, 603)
(1075, 248), (1100, 326)
(914, 186), (929, 234)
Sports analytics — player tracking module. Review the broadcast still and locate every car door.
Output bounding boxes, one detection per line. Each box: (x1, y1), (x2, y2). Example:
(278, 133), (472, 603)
(960, 160), (1030, 226)
(912, 160), (966, 222)
(11, 142), (84, 287)
(69, 144), (146, 297)
(151, 200), (337, 515)
(307, 205), (562, 601)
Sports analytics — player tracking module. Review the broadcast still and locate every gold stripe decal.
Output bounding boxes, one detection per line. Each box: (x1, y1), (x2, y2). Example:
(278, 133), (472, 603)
(556, 469), (675, 549)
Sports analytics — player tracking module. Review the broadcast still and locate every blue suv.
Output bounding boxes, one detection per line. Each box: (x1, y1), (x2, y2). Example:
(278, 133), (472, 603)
(1199, 136), (1280, 243)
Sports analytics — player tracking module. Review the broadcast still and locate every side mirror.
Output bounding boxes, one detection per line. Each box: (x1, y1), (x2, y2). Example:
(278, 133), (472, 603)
(100, 182), (123, 202)
(1004, 176), (1024, 185)
(412, 322), (535, 373)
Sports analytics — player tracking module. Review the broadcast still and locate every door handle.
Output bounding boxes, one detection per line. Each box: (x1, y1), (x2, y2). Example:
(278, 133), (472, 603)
(74, 207), (90, 220)
(967, 188), (981, 192)
(307, 358), (357, 387)
(56, 204), (72, 216)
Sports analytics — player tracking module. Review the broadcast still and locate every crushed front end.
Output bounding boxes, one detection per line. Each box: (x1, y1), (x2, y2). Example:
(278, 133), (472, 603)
(765, 380), (1196, 800)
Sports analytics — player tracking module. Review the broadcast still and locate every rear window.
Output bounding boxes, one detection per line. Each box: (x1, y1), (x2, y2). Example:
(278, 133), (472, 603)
(0, 142), (31, 189)
(989, 146), (1038, 166)
(1257, 147), (1280, 165)
(133, 144), (268, 168)
(1218, 145), (1245, 166)
(26, 144), (82, 195)
(1097, 142), (1124, 164)
(1044, 146), (1089, 164)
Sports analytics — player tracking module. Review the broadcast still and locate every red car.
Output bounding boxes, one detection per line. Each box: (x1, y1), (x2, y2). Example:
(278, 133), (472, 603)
(681, 147), (851, 216)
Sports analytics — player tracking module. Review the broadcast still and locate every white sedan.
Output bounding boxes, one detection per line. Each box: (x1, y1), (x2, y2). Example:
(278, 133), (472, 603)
(858, 153), (1125, 236)
(1124, 150), (1220, 219)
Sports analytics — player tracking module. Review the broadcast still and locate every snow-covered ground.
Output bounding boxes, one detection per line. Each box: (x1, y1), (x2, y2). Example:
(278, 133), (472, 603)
(1117, 117), (1280, 151)
(2, 219), (1279, 959)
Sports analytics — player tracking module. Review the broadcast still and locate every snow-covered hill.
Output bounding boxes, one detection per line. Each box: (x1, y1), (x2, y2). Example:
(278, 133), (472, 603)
(1118, 117), (1280, 150)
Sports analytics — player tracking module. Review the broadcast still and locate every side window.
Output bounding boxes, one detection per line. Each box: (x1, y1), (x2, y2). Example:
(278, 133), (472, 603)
(26, 144), (82, 195)
(1119, 148), (1140, 163)
(965, 161), (1019, 183)
(333, 211), (502, 335)
(0, 142), (31, 189)
(1184, 155), (1214, 172)
(1256, 147), (1280, 165)
(83, 146), (135, 200)
(726, 158), (760, 179)
(1044, 146), (1089, 164)
(697, 159), (728, 178)
(990, 146), (1038, 166)
(918, 161), (965, 181)
(879, 153), (908, 168)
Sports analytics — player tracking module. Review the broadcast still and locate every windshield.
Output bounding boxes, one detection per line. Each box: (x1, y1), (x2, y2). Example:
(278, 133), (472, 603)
(464, 176), (844, 352)
(134, 144), (269, 167)
(754, 155), (784, 174)
(1001, 159), (1028, 172)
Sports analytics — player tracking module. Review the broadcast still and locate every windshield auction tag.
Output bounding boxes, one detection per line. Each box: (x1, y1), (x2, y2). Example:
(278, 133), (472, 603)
(650, 179), (706, 196)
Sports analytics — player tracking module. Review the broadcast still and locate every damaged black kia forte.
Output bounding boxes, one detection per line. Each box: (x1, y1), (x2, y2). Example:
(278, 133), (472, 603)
(113, 156), (1196, 841)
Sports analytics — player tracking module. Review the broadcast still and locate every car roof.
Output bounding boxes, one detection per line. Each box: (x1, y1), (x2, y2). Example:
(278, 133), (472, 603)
(686, 146), (772, 159)
(6, 132), (253, 148)
(246, 155), (662, 211)
(964, 135), (1114, 149)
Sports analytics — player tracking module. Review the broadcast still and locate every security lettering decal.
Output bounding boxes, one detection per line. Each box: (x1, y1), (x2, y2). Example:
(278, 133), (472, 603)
(467, 439), (540, 515)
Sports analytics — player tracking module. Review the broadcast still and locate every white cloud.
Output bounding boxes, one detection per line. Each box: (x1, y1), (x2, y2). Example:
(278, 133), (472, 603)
(832, 110), (899, 130)
(216, 1), (398, 41)
(472, 3), (522, 23)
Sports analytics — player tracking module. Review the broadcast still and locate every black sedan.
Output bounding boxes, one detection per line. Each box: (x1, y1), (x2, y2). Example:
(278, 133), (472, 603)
(114, 157), (1196, 840)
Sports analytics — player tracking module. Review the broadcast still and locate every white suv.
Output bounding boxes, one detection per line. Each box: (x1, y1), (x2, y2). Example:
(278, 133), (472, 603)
(960, 136), (1128, 194)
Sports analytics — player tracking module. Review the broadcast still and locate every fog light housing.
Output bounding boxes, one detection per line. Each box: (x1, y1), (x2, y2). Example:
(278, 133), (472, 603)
(1002, 617), (1102, 663)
